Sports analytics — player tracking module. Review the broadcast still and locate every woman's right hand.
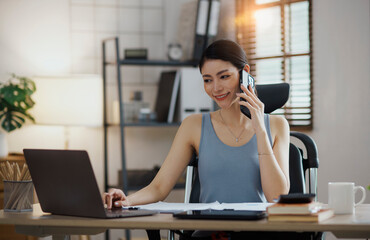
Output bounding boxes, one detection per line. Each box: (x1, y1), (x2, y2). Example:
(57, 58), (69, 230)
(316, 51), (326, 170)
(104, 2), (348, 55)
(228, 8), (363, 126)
(102, 188), (131, 209)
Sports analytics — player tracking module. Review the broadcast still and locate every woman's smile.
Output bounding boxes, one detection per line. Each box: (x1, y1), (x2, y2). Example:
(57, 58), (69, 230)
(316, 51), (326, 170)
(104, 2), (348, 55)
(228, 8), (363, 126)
(214, 92), (230, 101)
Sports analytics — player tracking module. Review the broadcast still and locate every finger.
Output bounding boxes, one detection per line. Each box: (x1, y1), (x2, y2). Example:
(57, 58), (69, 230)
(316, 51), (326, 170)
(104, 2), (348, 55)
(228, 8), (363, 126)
(236, 92), (247, 101)
(237, 93), (259, 109)
(102, 193), (111, 209)
(113, 196), (130, 208)
(240, 84), (264, 108)
(108, 188), (124, 201)
(242, 84), (258, 101)
(108, 188), (117, 194)
(248, 85), (262, 104)
(113, 200), (129, 208)
(248, 84), (256, 94)
(240, 84), (248, 95)
(240, 84), (254, 95)
(239, 100), (256, 114)
(106, 193), (113, 209)
(102, 193), (108, 205)
(240, 102), (264, 121)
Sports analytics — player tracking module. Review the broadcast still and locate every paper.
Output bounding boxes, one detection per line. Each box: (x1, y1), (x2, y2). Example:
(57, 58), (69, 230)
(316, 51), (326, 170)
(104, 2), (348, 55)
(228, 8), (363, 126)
(217, 202), (274, 211)
(132, 201), (274, 213)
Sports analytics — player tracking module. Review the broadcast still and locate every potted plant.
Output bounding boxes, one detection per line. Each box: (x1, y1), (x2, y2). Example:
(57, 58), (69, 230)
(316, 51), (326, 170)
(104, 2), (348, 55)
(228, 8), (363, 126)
(0, 74), (36, 157)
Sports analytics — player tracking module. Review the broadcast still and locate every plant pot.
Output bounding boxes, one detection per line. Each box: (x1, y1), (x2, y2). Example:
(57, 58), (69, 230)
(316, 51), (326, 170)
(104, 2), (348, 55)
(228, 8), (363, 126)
(0, 131), (8, 158)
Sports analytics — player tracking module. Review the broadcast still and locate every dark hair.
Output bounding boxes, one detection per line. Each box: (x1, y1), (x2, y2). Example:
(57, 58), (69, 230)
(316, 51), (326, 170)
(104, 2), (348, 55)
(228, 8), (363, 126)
(199, 39), (248, 72)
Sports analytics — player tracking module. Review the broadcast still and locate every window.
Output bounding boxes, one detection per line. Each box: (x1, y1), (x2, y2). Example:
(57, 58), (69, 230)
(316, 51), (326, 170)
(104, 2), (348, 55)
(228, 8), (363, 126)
(236, 0), (313, 130)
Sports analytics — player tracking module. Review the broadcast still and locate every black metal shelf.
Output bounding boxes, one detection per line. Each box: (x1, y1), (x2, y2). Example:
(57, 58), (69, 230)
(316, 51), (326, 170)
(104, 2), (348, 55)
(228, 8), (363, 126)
(102, 37), (195, 208)
(104, 59), (197, 67)
(105, 121), (181, 127)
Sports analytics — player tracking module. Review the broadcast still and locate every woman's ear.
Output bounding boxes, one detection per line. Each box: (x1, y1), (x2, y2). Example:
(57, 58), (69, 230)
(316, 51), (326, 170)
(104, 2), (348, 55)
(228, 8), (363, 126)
(244, 64), (251, 73)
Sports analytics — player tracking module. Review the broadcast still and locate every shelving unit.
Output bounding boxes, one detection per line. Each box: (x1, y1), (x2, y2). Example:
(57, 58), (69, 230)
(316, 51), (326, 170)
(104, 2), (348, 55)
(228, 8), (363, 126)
(102, 37), (197, 195)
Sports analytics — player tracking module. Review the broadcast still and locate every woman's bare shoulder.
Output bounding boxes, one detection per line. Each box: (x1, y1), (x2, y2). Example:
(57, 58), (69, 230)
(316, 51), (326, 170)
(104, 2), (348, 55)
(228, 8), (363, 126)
(269, 115), (290, 139)
(270, 115), (289, 127)
(175, 114), (203, 151)
(180, 113), (203, 129)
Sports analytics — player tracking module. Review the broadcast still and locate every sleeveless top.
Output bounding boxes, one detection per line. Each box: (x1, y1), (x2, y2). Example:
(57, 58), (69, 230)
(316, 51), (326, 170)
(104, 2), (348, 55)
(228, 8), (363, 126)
(198, 113), (273, 203)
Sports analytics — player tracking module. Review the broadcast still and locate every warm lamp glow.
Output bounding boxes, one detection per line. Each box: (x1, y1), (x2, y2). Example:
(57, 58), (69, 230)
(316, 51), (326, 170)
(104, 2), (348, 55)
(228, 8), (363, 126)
(254, 8), (276, 30)
(30, 75), (103, 127)
(234, 14), (247, 28)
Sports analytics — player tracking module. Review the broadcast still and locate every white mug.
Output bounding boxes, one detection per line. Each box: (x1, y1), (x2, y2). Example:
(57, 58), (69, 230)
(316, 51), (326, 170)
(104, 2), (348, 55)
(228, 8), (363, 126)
(328, 182), (366, 214)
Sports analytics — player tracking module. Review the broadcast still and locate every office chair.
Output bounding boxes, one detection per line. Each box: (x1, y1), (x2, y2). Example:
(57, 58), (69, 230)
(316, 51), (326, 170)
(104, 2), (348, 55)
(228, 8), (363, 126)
(147, 83), (322, 240)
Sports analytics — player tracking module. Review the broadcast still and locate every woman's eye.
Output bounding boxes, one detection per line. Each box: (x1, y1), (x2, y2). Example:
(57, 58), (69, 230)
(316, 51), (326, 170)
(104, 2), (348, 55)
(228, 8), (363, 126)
(203, 79), (212, 83)
(220, 75), (230, 80)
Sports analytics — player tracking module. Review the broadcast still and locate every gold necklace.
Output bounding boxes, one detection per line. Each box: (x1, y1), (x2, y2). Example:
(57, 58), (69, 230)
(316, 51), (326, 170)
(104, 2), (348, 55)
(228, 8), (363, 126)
(219, 111), (245, 142)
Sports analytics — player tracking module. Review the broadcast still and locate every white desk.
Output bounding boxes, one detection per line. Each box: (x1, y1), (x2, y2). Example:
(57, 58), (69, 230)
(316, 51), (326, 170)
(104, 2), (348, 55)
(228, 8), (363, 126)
(1, 204), (370, 239)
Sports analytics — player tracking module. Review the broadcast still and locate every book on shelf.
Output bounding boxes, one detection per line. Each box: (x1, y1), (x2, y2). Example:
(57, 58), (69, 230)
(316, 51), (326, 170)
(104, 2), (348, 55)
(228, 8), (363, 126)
(267, 201), (323, 215)
(268, 208), (334, 222)
(167, 71), (181, 123)
(154, 71), (180, 123)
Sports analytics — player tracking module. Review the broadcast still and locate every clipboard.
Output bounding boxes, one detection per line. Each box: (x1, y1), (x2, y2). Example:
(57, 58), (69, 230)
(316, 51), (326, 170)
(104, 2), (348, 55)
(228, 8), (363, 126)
(173, 209), (267, 220)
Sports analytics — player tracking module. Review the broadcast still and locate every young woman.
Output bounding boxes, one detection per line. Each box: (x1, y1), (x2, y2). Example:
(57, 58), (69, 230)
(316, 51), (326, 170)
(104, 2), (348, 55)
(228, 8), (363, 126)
(103, 39), (290, 209)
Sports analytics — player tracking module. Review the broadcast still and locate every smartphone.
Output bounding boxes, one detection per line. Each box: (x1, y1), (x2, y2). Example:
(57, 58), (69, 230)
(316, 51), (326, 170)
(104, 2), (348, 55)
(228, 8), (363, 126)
(239, 69), (255, 119)
(277, 193), (316, 204)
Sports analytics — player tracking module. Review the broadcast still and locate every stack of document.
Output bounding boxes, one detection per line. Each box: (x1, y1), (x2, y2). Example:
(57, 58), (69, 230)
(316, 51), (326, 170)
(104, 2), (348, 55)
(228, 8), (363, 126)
(266, 202), (334, 222)
(267, 202), (323, 214)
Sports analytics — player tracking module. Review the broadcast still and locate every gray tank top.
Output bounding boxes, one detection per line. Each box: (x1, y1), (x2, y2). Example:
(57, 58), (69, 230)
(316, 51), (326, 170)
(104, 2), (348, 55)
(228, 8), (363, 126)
(198, 113), (273, 203)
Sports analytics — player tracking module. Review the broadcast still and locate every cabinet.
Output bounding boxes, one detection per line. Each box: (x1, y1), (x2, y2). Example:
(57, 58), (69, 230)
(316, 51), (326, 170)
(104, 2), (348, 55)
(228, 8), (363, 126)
(101, 37), (197, 195)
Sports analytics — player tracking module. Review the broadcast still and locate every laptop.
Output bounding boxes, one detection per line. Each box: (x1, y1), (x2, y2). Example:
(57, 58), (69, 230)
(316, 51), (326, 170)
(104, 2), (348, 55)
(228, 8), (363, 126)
(23, 149), (156, 219)
(173, 209), (267, 220)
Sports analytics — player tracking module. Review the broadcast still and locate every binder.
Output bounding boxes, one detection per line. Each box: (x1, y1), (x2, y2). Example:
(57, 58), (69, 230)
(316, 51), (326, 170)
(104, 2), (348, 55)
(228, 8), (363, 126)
(178, 68), (214, 121)
(193, 0), (221, 61)
(155, 71), (178, 123)
(167, 71), (181, 123)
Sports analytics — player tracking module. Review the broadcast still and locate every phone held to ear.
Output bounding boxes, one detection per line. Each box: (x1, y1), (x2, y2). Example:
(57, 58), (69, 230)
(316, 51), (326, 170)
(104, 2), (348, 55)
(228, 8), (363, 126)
(239, 69), (255, 119)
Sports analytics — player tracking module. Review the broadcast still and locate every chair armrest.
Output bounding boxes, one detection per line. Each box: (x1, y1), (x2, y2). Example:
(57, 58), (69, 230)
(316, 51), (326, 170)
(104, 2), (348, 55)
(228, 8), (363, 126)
(290, 132), (319, 169)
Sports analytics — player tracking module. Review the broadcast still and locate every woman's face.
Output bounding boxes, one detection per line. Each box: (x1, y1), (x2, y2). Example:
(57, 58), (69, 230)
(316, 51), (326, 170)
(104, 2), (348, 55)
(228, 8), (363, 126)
(201, 59), (240, 109)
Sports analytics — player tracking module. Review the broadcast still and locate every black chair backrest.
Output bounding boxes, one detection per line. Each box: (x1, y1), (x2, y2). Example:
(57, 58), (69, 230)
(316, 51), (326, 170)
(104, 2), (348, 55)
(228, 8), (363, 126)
(288, 143), (305, 193)
(290, 132), (319, 172)
(289, 132), (319, 195)
(188, 154), (200, 204)
(256, 83), (290, 114)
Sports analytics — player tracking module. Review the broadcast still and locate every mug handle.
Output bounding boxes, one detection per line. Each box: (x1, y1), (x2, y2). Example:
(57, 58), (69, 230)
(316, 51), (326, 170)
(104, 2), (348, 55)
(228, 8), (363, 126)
(354, 186), (366, 206)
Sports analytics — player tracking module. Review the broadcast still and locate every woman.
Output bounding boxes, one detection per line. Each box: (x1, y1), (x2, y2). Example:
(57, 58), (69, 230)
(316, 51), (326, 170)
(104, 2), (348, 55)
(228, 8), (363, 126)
(103, 39), (290, 209)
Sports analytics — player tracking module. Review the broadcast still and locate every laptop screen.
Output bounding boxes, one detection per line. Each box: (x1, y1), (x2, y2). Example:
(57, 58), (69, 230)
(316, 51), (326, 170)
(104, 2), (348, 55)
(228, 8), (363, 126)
(23, 149), (107, 218)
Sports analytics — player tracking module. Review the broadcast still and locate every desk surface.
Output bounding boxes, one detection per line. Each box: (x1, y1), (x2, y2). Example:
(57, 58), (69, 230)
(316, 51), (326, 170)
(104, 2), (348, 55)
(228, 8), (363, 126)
(1, 204), (370, 239)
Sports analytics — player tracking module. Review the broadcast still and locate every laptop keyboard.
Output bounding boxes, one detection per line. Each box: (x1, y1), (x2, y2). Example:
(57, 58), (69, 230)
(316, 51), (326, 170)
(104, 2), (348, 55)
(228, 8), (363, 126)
(104, 208), (157, 218)
(105, 208), (130, 218)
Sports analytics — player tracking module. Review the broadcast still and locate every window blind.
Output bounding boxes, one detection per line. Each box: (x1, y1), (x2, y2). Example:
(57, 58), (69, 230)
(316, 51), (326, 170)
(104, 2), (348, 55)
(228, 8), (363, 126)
(236, 0), (313, 130)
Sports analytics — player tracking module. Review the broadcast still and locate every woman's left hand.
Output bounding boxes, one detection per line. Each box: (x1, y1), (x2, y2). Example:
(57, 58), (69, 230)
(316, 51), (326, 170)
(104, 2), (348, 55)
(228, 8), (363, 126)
(237, 84), (266, 134)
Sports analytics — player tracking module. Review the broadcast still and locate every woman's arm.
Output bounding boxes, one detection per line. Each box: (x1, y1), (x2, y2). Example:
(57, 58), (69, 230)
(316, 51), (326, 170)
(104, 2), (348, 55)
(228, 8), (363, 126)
(103, 115), (201, 208)
(257, 115), (290, 202)
(238, 84), (290, 202)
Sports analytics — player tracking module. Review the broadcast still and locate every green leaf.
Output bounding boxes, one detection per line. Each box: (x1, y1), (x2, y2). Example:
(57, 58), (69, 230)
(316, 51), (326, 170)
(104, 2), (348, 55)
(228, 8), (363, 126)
(0, 73), (36, 132)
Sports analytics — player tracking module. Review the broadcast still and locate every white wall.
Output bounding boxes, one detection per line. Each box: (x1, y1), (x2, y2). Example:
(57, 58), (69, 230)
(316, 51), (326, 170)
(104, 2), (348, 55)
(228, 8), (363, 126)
(0, 0), (70, 79)
(311, 0), (370, 205)
(311, 2), (369, 239)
